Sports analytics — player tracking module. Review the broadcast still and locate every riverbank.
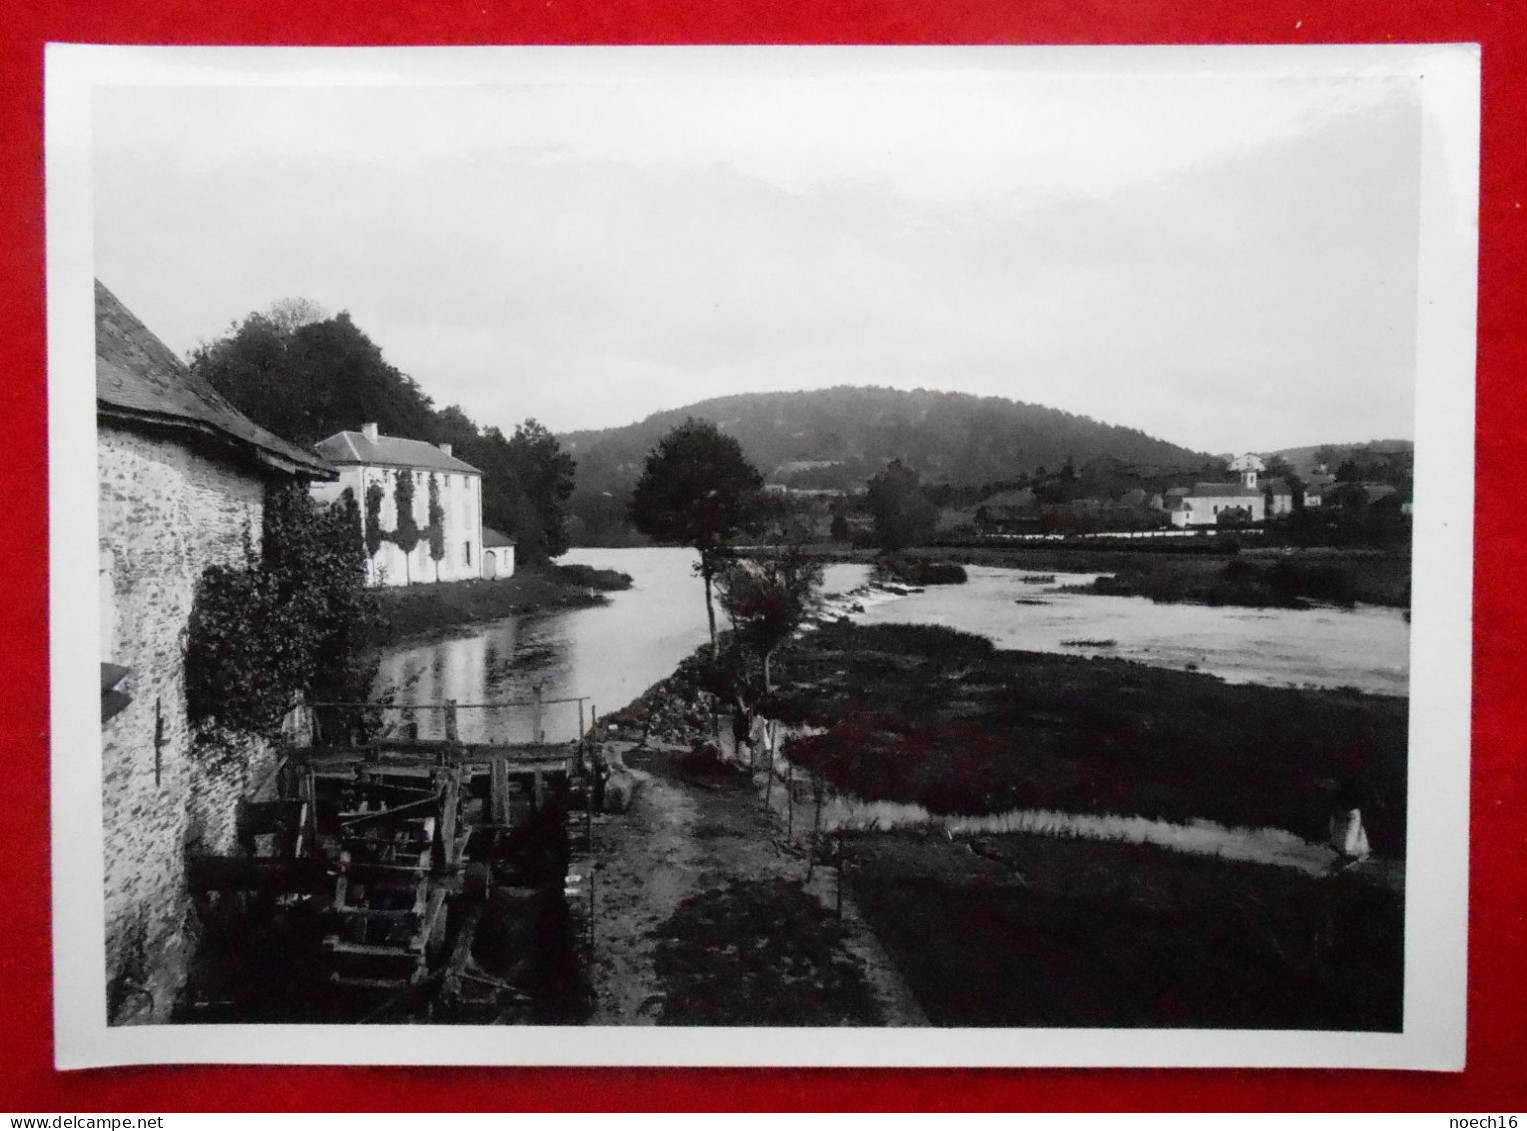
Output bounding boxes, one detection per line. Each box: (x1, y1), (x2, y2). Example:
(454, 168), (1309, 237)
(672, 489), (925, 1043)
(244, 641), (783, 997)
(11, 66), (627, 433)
(773, 621), (1407, 854)
(373, 562), (632, 644)
(591, 628), (1405, 1028)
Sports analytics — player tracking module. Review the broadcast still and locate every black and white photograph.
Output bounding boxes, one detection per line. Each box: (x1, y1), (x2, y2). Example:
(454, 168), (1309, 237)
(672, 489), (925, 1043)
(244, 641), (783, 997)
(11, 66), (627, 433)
(47, 45), (1477, 1068)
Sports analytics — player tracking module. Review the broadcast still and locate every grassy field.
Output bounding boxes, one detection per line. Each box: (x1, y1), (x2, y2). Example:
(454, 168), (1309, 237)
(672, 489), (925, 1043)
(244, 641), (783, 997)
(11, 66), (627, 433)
(846, 831), (1403, 1029)
(773, 622), (1408, 855)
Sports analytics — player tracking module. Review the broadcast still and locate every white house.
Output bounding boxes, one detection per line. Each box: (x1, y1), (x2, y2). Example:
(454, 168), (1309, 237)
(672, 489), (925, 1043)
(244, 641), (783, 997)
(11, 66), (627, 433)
(1228, 452), (1266, 486)
(1167, 482), (1266, 527)
(312, 424), (484, 586)
(481, 525), (517, 580)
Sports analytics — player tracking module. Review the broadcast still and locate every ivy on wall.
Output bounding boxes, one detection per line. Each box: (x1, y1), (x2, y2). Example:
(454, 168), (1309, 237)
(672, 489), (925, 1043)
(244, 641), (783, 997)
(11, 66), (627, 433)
(426, 473), (446, 579)
(391, 471), (421, 584)
(363, 479), (385, 561)
(356, 470), (450, 584)
(186, 484), (382, 742)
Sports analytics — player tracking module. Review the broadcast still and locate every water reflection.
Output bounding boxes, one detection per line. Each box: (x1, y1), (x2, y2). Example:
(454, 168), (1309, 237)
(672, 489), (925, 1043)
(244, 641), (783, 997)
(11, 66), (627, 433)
(375, 548), (873, 742)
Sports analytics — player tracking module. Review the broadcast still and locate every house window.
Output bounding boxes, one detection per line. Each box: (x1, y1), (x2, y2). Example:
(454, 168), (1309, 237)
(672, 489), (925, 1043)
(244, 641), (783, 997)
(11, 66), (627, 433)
(464, 542), (472, 567)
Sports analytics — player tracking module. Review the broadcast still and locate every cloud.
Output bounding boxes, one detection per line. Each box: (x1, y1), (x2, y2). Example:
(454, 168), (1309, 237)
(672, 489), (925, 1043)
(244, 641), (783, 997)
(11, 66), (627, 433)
(92, 62), (1421, 451)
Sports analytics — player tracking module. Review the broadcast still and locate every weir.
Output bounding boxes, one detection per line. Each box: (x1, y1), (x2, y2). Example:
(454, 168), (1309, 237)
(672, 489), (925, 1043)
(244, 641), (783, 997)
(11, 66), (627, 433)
(178, 700), (600, 1023)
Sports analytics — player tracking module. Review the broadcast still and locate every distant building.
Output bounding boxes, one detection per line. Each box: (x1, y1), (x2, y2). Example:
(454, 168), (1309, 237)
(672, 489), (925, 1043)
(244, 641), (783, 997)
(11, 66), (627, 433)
(1167, 482), (1266, 527)
(1303, 472), (1335, 508)
(1228, 453), (1266, 487)
(97, 280), (335, 1022)
(312, 424), (484, 586)
(1263, 478), (1296, 516)
(974, 488), (1042, 536)
(481, 525), (517, 580)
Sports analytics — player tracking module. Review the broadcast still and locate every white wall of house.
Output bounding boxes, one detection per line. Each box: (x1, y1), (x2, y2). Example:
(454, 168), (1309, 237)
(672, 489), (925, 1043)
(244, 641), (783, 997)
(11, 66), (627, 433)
(1169, 492), (1267, 527)
(481, 544), (516, 580)
(311, 463), (483, 587)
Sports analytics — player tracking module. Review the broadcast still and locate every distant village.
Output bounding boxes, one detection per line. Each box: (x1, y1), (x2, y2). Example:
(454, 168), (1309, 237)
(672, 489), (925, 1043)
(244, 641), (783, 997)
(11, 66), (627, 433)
(763, 447), (1413, 546)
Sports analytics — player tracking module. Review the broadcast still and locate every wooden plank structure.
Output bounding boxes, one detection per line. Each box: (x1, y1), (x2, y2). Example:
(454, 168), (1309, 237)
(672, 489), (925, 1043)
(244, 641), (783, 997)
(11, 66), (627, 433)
(187, 726), (589, 1021)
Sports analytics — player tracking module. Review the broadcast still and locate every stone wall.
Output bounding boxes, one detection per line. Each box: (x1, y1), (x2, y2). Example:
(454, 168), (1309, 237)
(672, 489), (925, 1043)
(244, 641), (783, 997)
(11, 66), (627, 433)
(98, 424), (283, 1024)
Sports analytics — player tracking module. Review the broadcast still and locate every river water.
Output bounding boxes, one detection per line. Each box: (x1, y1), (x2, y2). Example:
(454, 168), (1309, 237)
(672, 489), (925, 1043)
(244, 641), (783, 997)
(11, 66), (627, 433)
(375, 548), (1409, 742)
(374, 548), (867, 742)
(849, 564), (1410, 696)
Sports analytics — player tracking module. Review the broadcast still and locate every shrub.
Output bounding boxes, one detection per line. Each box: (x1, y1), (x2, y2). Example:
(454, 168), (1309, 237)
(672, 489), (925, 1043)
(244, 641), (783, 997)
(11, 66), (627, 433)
(186, 484), (383, 741)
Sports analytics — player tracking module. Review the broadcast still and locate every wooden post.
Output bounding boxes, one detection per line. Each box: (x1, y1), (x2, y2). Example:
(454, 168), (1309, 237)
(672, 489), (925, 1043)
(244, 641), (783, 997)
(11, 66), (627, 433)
(403, 704), (419, 741)
(532, 685), (544, 745)
(587, 810), (596, 964)
(490, 758), (509, 826)
(577, 699), (585, 742)
(444, 699), (459, 744)
(532, 769), (544, 813)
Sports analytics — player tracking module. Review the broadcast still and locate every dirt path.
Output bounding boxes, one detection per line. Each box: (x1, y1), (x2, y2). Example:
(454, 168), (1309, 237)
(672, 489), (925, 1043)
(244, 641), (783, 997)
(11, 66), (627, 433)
(582, 741), (926, 1026)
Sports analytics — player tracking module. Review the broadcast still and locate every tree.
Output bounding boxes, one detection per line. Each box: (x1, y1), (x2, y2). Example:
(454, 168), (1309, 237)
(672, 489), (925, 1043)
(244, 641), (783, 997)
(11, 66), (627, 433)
(717, 541), (824, 697)
(363, 480), (386, 561)
(1265, 454), (1306, 511)
(190, 303), (437, 446)
(426, 473), (446, 581)
(866, 459), (938, 551)
(391, 471), (420, 584)
(629, 418), (763, 650)
(263, 296), (327, 337)
(186, 484), (381, 741)
(505, 419), (577, 562)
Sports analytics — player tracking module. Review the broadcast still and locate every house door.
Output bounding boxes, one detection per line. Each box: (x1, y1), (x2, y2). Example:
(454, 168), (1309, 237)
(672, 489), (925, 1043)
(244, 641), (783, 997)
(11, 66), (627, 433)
(484, 550), (497, 579)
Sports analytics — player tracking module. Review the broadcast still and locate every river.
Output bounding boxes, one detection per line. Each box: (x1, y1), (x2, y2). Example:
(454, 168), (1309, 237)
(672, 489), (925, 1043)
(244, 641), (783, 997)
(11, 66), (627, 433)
(373, 548), (867, 742)
(375, 548), (1409, 742)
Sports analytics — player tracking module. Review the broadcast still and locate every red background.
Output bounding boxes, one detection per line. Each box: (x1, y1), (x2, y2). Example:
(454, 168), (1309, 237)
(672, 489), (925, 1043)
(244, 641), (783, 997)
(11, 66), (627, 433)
(2, 0), (1522, 1113)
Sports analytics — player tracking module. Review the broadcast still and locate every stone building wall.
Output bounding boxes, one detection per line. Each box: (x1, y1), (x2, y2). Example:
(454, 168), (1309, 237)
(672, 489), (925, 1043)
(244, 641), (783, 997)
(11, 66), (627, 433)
(98, 424), (282, 1024)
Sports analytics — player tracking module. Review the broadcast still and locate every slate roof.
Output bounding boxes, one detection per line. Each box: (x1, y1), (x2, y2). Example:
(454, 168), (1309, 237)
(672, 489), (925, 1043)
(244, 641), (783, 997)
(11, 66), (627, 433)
(314, 430), (482, 475)
(482, 526), (517, 548)
(96, 281), (334, 478)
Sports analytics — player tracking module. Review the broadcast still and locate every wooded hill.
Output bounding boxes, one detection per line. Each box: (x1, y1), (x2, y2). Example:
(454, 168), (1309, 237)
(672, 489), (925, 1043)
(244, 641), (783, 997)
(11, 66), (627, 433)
(1265, 440), (1414, 481)
(559, 386), (1208, 543)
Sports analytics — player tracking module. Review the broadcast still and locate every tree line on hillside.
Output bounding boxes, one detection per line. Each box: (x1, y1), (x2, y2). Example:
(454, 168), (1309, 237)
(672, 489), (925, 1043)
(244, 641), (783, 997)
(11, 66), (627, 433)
(188, 300), (574, 563)
(561, 386), (1211, 545)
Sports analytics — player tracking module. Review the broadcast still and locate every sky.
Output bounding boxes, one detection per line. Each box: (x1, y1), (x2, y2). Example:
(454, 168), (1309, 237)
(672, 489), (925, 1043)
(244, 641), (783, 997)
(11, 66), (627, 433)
(92, 51), (1424, 453)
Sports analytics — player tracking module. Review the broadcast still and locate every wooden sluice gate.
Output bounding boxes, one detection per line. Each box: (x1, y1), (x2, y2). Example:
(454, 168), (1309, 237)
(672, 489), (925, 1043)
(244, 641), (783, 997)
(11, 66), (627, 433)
(183, 696), (599, 1023)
